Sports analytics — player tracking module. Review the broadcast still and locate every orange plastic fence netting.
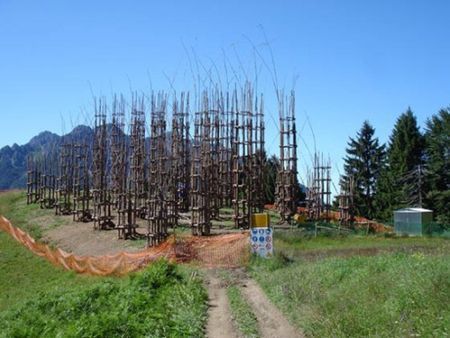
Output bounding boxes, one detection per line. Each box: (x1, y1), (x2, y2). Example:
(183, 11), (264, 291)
(174, 232), (251, 268)
(265, 204), (390, 233)
(0, 215), (250, 276)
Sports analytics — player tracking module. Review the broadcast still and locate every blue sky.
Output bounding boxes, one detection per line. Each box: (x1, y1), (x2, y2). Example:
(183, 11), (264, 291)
(0, 0), (449, 190)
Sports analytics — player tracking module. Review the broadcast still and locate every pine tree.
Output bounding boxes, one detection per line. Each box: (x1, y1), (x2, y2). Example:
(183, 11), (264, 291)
(263, 154), (279, 204)
(376, 108), (425, 219)
(343, 121), (386, 219)
(424, 108), (450, 223)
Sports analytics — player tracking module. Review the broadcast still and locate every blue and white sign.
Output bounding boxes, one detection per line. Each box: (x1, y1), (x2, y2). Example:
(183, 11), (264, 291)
(250, 227), (273, 257)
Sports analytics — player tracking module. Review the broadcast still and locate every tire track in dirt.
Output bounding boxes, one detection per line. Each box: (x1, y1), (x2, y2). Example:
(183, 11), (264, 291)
(206, 272), (238, 338)
(240, 278), (304, 338)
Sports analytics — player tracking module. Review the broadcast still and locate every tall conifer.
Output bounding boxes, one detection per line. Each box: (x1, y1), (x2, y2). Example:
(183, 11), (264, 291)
(343, 121), (385, 219)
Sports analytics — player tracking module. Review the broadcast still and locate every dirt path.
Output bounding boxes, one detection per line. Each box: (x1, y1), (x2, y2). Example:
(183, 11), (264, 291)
(44, 216), (146, 256)
(206, 272), (238, 338)
(240, 277), (304, 338)
(205, 269), (303, 338)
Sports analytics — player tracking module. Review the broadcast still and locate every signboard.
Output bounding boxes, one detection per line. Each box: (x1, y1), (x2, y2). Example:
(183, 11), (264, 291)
(250, 227), (273, 258)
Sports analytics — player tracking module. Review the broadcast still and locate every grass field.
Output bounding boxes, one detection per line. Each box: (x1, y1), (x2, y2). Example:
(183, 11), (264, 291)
(0, 227), (208, 337)
(0, 191), (208, 337)
(0, 230), (102, 311)
(0, 190), (62, 239)
(0, 191), (101, 311)
(250, 230), (450, 337)
(274, 229), (450, 257)
(2, 190), (449, 337)
(0, 259), (207, 337)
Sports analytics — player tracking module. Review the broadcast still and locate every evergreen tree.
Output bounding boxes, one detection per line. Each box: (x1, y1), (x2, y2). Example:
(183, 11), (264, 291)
(375, 108), (425, 220)
(374, 166), (396, 220)
(424, 108), (450, 223)
(263, 154), (305, 205)
(263, 154), (279, 204)
(343, 121), (386, 219)
(388, 108), (424, 179)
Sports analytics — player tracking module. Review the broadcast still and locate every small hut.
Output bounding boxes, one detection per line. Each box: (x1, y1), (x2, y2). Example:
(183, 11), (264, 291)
(393, 208), (433, 236)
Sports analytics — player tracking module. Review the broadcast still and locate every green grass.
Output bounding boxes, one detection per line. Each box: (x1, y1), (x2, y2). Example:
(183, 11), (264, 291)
(219, 207), (234, 215)
(250, 238), (450, 337)
(274, 229), (450, 258)
(0, 230), (101, 311)
(0, 260), (208, 337)
(266, 209), (282, 224)
(0, 191), (208, 337)
(0, 190), (105, 310)
(227, 285), (259, 338)
(218, 270), (261, 337)
(0, 190), (66, 239)
(218, 269), (260, 337)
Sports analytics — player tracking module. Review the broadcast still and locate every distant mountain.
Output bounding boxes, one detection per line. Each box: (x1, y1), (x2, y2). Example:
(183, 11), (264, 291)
(0, 125), (94, 189)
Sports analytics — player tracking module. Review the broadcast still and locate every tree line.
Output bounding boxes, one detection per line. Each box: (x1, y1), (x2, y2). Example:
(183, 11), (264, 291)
(342, 107), (449, 224)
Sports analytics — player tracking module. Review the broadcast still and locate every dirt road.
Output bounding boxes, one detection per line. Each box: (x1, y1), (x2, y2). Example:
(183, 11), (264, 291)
(206, 272), (238, 338)
(241, 278), (303, 338)
(205, 269), (303, 338)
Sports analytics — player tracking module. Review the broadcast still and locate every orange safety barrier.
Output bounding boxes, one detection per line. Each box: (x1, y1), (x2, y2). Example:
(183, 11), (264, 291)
(174, 232), (251, 268)
(0, 215), (250, 276)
